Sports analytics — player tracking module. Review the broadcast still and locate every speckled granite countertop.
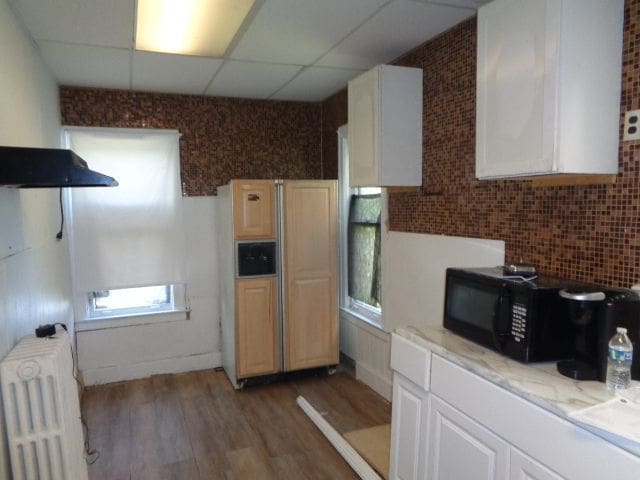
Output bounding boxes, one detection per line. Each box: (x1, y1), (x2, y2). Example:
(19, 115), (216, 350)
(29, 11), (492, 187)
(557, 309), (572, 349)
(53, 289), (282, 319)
(395, 325), (640, 457)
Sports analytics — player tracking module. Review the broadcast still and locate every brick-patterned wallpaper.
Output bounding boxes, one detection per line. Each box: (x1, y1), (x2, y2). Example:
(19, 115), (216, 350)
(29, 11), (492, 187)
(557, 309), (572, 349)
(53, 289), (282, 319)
(322, 0), (640, 288)
(60, 88), (322, 195)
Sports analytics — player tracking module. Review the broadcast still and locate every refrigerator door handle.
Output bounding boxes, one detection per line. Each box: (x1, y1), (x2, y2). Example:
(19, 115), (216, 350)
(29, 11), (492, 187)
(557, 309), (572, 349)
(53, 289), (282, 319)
(277, 180), (286, 372)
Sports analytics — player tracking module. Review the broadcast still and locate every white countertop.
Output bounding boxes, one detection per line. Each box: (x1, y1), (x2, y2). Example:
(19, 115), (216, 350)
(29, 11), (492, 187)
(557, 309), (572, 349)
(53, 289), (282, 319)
(395, 325), (640, 457)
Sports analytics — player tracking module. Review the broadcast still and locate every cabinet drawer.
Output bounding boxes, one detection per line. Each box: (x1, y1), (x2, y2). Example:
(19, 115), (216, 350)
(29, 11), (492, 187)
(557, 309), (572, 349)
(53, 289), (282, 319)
(430, 354), (640, 480)
(390, 333), (431, 390)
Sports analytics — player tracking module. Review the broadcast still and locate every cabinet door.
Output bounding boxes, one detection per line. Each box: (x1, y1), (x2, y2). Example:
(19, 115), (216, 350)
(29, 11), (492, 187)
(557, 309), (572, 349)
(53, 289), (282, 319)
(428, 395), (509, 480)
(348, 65), (422, 187)
(235, 277), (278, 378)
(283, 180), (338, 371)
(389, 374), (429, 480)
(476, 0), (560, 178)
(233, 180), (275, 239)
(348, 67), (379, 187)
(510, 448), (563, 480)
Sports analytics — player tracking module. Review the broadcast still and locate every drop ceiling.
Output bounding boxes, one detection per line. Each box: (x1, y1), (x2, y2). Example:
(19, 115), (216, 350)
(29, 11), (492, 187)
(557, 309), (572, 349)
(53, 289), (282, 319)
(9, 0), (487, 102)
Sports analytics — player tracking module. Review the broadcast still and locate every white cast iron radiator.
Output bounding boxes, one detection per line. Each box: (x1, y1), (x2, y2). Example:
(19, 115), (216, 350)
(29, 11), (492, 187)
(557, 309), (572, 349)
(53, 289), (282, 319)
(0, 331), (88, 480)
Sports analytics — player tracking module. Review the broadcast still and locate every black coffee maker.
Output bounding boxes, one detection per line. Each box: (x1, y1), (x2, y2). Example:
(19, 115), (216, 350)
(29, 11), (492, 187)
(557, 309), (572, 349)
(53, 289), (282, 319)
(557, 288), (640, 382)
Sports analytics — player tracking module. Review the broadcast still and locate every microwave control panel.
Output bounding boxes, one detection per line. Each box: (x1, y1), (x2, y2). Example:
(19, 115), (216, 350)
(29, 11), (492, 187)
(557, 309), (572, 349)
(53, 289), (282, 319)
(511, 302), (527, 342)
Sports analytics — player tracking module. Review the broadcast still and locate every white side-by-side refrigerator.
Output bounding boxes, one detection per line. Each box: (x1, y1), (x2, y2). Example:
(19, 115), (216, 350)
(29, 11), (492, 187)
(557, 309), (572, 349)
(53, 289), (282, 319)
(217, 179), (338, 388)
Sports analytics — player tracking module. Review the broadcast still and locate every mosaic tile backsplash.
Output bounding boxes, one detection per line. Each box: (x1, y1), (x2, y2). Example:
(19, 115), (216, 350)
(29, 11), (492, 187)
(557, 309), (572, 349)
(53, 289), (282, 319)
(322, 0), (639, 288)
(60, 88), (322, 196)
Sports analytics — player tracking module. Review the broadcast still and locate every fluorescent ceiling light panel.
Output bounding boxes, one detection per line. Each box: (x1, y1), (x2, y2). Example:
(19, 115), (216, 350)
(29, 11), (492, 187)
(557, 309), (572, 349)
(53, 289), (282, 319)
(136, 0), (255, 57)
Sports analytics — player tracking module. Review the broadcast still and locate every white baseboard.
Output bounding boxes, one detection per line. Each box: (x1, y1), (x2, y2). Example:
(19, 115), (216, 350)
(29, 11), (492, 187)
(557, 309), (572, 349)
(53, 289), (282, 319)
(356, 361), (392, 402)
(81, 351), (222, 386)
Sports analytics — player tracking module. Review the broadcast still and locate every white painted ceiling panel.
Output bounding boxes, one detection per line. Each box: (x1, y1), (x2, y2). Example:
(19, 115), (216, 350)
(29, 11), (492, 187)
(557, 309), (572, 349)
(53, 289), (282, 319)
(318, 0), (475, 69)
(271, 67), (364, 102)
(206, 60), (301, 99)
(37, 42), (131, 89)
(229, 0), (390, 65)
(10, 0), (134, 48)
(10, 0), (487, 101)
(132, 52), (223, 95)
(417, 0), (488, 8)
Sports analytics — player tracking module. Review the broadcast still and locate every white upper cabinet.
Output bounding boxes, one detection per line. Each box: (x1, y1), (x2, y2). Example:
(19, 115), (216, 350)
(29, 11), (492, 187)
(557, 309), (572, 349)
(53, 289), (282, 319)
(348, 65), (423, 187)
(475, 0), (625, 179)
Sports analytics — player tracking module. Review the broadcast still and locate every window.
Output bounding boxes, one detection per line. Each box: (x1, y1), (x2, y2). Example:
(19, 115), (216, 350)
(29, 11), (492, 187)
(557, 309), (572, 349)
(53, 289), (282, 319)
(88, 284), (183, 319)
(65, 127), (187, 323)
(338, 125), (382, 325)
(348, 190), (381, 310)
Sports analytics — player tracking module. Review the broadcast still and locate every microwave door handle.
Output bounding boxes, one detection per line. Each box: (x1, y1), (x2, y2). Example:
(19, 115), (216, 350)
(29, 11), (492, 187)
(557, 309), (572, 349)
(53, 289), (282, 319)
(492, 288), (511, 352)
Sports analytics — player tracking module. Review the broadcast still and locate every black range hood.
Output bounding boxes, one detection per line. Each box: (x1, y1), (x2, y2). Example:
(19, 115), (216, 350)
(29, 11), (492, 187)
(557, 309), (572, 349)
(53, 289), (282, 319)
(0, 146), (118, 188)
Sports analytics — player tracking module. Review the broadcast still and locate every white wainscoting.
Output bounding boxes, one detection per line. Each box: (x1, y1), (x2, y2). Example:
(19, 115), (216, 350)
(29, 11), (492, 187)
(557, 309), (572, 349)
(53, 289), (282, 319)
(340, 310), (392, 401)
(77, 196), (222, 385)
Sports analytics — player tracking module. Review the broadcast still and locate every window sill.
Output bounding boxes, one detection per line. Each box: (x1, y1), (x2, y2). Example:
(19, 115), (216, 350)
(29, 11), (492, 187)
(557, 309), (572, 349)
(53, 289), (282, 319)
(340, 306), (388, 337)
(75, 309), (189, 332)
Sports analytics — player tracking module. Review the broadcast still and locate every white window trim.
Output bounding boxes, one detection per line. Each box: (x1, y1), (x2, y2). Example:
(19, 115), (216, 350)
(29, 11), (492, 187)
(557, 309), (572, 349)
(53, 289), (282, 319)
(76, 283), (190, 330)
(86, 284), (187, 320)
(75, 309), (189, 332)
(338, 124), (383, 329)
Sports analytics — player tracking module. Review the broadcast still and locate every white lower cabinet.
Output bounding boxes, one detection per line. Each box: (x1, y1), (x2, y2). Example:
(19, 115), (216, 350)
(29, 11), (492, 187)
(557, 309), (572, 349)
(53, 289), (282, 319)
(509, 448), (563, 480)
(389, 336), (640, 480)
(430, 354), (640, 480)
(389, 374), (429, 480)
(427, 395), (508, 480)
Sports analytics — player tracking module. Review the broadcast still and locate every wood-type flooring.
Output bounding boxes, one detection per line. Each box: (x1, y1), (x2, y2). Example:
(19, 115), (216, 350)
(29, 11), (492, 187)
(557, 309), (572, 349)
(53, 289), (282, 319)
(81, 368), (391, 480)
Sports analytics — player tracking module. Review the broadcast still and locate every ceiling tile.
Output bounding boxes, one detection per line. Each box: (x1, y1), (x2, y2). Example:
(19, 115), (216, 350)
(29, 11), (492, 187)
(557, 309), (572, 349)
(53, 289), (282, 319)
(230, 0), (389, 65)
(317, 0), (474, 69)
(206, 60), (301, 99)
(37, 41), (130, 89)
(271, 66), (364, 102)
(132, 52), (223, 95)
(415, 0), (488, 8)
(10, 0), (134, 48)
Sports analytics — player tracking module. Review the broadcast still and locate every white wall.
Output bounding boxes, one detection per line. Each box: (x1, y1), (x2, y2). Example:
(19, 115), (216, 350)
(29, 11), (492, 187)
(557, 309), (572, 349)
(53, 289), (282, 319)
(340, 231), (505, 400)
(0, 1), (71, 477)
(76, 196), (221, 385)
(381, 232), (505, 332)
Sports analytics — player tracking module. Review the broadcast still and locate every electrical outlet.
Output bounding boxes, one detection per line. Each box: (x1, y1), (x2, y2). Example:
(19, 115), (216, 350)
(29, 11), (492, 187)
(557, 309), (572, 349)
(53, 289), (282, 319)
(623, 109), (640, 141)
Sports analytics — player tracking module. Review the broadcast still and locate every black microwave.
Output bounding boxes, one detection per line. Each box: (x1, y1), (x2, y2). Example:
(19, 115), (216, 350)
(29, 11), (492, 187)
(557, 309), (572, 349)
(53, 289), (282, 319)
(443, 267), (582, 362)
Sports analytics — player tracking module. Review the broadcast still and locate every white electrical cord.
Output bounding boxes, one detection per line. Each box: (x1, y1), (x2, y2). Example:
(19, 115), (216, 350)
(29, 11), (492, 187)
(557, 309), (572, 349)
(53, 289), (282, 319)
(296, 395), (383, 480)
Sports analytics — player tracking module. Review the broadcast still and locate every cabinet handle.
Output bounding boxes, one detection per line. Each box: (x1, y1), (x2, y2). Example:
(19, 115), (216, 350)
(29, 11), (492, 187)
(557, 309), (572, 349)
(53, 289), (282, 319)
(248, 193), (260, 201)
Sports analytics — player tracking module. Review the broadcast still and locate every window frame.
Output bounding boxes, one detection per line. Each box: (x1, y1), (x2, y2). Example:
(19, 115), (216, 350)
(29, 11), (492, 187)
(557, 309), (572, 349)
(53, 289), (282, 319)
(87, 284), (182, 320)
(75, 283), (188, 332)
(338, 125), (383, 328)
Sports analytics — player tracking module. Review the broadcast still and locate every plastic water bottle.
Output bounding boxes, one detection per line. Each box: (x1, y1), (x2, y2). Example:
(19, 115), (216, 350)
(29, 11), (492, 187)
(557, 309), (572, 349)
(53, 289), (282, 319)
(606, 327), (633, 391)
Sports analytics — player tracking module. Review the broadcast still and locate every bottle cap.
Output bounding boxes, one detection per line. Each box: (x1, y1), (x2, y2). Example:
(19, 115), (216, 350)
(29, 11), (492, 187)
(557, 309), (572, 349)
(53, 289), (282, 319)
(617, 327), (628, 334)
